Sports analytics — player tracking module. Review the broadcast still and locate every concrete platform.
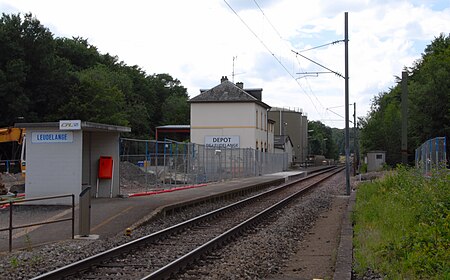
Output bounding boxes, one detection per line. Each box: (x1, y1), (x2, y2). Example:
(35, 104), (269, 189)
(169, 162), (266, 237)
(1, 171), (304, 252)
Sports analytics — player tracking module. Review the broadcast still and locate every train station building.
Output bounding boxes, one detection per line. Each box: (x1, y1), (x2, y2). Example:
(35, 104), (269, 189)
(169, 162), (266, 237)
(189, 76), (275, 152)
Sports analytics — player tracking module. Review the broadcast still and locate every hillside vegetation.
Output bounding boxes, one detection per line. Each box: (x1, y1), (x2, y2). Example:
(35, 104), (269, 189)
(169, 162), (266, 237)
(359, 34), (450, 166)
(0, 13), (190, 138)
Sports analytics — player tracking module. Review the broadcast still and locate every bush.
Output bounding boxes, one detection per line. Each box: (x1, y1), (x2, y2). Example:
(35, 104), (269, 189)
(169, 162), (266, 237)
(353, 166), (450, 279)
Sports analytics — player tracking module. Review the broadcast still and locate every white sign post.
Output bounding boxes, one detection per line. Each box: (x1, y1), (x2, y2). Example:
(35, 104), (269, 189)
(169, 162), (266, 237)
(59, 120), (81, 130)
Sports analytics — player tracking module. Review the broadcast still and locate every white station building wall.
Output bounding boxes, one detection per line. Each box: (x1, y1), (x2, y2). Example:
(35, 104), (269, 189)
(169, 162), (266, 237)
(190, 102), (272, 150)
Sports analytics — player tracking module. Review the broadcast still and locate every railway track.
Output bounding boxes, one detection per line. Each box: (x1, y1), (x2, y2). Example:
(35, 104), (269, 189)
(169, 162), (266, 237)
(32, 166), (343, 280)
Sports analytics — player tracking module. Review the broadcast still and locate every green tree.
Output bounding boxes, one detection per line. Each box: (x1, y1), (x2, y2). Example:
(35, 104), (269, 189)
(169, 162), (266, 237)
(360, 34), (450, 166)
(409, 34), (450, 148)
(0, 13), (191, 141)
(161, 94), (190, 125)
(360, 89), (402, 165)
(60, 64), (128, 126)
(54, 37), (101, 71)
(0, 13), (55, 125)
(308, 120), (338, 159)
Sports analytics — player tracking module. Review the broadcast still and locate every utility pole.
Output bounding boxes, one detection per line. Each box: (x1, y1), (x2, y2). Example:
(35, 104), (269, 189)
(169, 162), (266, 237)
(401, 71), (408, 164)
(344, 12), (351, 195)
(353, 102), (357, 176)
(232, 56), (236, 83)
(291, 12), (350, 191)
(355, 102), (360, 175)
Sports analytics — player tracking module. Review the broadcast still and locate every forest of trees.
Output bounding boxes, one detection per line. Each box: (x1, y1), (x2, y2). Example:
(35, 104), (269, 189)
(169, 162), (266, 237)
(2, 13), (448, 167)
(308, 34), (449, 166)
(0, 13), (190, 138)
(308, 120), (340, 160)
(359, 34), (449, 166)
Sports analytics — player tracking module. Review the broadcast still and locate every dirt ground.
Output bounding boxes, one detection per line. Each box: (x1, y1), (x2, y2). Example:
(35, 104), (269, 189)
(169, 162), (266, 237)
(274, 195), (349, 280)
(0, 173), (24, 195)
(268, 172), (384, 280)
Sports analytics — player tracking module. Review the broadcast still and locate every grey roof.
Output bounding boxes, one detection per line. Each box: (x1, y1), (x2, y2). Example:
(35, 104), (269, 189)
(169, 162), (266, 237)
(156, 125), (190, 129)
(15, 121), (131, 133)
(189, 80), (271, 109)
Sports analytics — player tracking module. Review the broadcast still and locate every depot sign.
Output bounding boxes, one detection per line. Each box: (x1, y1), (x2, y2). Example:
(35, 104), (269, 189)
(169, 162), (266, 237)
(205, 136), (240, 149)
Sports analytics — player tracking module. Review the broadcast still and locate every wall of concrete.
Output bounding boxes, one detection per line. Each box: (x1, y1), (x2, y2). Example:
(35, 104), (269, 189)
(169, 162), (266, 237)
(268, 109), (308, 163)
(25, 126), (121, 205)
(191, 102), (273, 150)
(87, 132), (120, 198)
(367, 151), (386, 172)
(25, 127), (82, 204)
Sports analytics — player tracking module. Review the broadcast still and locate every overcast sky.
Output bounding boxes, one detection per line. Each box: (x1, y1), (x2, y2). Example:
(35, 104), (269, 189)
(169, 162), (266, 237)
(1, 0), (449, 128)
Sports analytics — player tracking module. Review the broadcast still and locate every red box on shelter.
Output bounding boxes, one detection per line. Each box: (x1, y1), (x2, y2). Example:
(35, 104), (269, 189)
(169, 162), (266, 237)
(98, 156), (113, 179)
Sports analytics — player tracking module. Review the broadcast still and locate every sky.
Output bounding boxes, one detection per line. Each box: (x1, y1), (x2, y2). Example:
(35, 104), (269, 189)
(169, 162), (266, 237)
(1, 0), (449, 129)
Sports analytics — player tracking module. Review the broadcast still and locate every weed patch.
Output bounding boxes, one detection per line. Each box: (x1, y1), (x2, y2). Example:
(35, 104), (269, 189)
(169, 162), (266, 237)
(353, 167), (449, 279)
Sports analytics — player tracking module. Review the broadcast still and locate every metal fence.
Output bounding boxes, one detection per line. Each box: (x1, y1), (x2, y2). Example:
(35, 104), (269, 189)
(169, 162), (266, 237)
(119, 138), (288, 188)
(0, 160), (21, 174)
(415, 137), (447, 174)
(0, 194), (75, 252)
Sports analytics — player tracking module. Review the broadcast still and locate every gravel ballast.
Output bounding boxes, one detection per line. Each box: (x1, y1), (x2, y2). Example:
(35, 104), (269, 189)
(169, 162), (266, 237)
(0, 170), (352, 279)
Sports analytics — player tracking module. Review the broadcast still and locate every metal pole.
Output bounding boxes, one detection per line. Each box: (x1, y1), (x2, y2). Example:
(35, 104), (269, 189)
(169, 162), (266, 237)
(345, 12), (351, 195)
(155, 140), (158, 185)
(9, 201), (13, 252)
(163, 139), (167, 186)
(72, 194), (75, 239)
(145, 141), (148, 189)
(401, 71), (408, 165)
(353, 102), (357, 176)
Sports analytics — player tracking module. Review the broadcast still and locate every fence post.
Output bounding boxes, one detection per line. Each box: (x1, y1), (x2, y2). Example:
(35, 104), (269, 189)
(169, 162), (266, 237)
(9, 200), (13, 252)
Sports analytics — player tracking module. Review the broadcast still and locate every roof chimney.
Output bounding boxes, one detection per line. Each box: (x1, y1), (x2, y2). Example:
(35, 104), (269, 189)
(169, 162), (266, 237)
(236, 82), (244, 89)
(220, 76), (228, 83)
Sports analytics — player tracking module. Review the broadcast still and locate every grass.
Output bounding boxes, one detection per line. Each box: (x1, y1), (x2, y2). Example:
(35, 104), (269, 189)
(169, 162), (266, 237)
(353, 166), (450, 279)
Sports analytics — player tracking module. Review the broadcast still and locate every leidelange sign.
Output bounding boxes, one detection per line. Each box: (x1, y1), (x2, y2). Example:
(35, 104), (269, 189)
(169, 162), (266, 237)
(205, 136), (240, 149)
(31, 132), (74, 143)
(59, 120), (81, 130)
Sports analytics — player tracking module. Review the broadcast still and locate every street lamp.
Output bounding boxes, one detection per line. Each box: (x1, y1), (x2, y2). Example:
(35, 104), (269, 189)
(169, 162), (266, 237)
(322, 138), (328, 156)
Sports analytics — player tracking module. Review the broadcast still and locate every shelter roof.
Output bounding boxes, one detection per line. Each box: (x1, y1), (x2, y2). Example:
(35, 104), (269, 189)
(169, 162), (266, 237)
(15, 121), (131, 133)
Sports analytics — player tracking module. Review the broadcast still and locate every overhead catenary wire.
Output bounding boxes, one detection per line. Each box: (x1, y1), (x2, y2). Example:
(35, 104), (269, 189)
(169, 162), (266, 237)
(325, 108), (354, 124)
(292, 46), (345, 127)
(223, 0), (322, 118)
(292, 50), (344, 78)
(296, 40), (344, 53)
(252, 0), (327, 116)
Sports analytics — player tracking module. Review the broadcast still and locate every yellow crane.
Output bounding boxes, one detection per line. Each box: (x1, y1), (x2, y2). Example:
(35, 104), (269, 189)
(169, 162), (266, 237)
(0, 127), (26, 174)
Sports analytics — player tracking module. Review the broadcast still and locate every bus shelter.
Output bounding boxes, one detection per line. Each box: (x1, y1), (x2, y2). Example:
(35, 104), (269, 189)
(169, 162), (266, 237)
(15, 121), (131, 204)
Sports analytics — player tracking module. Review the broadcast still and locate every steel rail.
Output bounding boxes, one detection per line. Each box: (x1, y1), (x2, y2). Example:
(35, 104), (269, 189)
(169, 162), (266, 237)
(142, 167), (343, 280)
(31, 167), (341, 280)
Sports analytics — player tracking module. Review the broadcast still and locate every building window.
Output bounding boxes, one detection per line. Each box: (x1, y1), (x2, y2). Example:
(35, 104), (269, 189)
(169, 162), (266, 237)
(256, 110), (258, 129)
(256, 141), (259, 150)
(376, 154), (383, 159)
(260, 112), (263, 130)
